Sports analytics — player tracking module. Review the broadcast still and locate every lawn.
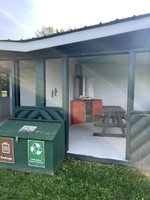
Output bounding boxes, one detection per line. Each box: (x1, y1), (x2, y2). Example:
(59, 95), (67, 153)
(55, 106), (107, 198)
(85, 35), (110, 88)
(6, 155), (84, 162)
(0, 158), (150, 200)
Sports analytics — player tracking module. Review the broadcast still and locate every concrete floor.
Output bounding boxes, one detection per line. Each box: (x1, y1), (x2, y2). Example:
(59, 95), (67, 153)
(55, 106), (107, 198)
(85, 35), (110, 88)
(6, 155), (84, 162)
(68, 123), (126, 161)
(0, 118), (126, 161)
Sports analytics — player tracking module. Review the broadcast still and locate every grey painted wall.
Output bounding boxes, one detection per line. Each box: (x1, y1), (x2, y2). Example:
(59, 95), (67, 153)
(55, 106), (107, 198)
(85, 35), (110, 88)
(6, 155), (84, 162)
(0, 97), (10, 118)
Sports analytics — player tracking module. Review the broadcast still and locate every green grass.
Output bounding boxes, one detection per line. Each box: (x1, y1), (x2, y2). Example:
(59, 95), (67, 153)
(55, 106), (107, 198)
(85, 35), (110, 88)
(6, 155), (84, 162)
(0, 158), (150, 200)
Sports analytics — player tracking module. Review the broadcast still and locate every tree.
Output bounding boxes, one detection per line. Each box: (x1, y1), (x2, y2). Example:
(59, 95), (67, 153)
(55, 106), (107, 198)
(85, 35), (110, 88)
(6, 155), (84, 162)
(35, 26), (72, 37)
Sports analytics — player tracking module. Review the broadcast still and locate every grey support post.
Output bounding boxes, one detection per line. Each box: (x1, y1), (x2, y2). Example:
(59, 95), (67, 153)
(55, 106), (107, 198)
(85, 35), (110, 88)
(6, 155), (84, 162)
(62, 56), (69, 151)
(126, 51), (136, 160)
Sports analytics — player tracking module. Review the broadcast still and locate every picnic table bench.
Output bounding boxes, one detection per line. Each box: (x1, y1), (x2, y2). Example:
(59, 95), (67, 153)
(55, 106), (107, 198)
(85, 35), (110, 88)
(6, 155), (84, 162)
(93, 106), (126, 137)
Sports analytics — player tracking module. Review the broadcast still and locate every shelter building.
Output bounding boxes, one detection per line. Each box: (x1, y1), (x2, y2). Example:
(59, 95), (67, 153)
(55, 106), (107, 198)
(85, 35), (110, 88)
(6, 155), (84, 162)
(0, 13), (150, 172)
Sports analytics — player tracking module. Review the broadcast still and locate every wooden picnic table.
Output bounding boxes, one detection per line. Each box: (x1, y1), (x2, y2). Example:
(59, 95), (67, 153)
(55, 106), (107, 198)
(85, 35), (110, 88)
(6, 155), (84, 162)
(94, 106), (126, 137)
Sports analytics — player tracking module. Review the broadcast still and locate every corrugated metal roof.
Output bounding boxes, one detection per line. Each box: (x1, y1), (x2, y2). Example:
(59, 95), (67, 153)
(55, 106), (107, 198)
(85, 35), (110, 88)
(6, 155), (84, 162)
(1, 13), (150, 43)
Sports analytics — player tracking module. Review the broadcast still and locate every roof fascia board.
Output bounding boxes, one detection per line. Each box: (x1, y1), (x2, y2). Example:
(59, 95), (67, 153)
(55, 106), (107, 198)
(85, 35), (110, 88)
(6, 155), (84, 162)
(0, 16), (150, 52)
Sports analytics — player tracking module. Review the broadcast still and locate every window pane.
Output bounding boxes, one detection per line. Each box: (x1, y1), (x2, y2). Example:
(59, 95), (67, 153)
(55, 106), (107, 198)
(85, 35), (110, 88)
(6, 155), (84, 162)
(20, 60), (36, 106)
(0, 73), (8, 97)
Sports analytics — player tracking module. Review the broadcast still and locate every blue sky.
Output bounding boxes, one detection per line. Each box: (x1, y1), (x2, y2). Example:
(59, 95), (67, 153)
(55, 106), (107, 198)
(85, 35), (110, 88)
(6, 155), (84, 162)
(0, 0), (150, 40)
(0, 0), (36, 39)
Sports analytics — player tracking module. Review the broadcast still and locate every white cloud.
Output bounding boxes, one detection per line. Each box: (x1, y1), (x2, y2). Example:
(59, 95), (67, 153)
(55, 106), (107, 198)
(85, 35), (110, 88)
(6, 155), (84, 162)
(31, 0), (150, 30)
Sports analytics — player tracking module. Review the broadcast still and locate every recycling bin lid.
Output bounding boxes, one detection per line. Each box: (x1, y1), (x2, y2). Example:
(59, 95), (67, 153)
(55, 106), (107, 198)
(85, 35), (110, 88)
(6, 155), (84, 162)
(0, 120), (64, 141)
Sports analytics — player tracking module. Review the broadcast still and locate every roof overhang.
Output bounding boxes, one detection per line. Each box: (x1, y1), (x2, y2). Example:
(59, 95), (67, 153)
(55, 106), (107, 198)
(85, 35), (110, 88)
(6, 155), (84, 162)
(0, 15), (150, 52)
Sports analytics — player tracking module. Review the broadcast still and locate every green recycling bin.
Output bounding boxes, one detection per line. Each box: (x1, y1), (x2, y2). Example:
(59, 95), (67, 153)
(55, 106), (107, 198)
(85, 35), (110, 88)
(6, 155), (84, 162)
(0, 119), (65, 175)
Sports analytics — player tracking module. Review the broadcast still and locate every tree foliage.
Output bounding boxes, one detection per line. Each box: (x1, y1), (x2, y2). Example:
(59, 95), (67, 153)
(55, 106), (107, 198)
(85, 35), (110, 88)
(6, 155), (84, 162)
(35, 26), (72, 37)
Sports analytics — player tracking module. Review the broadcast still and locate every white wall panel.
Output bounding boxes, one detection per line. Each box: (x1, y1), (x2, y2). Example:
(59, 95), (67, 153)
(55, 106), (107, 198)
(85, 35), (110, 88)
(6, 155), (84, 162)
(82, 62), (128, 110)
(46, 59), (62, 107)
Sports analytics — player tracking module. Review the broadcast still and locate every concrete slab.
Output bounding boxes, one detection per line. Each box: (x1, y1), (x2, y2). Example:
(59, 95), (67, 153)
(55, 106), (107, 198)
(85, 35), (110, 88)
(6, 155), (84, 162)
(68, 123), (126, 161)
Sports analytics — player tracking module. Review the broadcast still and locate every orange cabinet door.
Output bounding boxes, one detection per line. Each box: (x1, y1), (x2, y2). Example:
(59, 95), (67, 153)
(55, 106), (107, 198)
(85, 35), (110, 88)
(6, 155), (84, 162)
(71, 101), (85, 124)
